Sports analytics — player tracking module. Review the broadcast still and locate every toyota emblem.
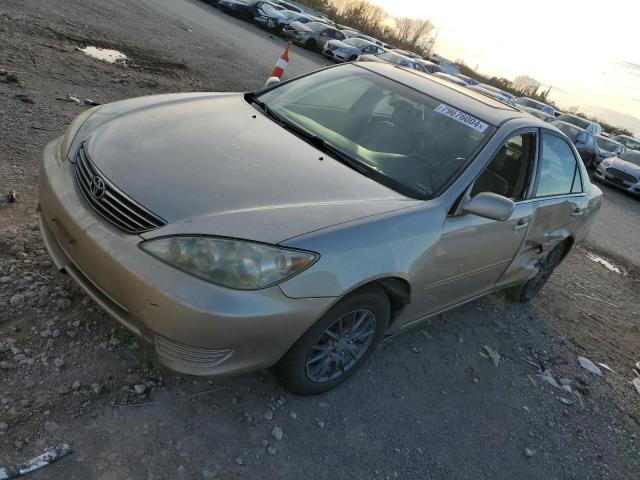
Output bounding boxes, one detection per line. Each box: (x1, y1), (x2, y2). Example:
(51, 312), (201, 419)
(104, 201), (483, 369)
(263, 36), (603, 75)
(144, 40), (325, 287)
(90, 175), (106, 199)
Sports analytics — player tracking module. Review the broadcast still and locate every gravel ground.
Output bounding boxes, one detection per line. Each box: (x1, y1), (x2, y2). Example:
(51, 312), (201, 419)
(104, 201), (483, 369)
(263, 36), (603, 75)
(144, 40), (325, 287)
(1, 1), (639, 478)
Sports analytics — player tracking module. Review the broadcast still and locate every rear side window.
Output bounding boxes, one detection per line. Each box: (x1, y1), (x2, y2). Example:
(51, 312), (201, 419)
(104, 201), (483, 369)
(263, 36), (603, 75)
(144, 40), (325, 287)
(536, 133), (582, 197)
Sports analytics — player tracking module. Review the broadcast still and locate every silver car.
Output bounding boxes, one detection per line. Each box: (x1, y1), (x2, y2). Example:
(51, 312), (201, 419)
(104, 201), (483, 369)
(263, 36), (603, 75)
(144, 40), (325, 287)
(594, 135), (625, 164)
(323, 37), (385, 62)
(612, 134), (640, 151)
(39, 63), (601, 395)
(282, 21), (345, 51)
(594, 150), (640, 195)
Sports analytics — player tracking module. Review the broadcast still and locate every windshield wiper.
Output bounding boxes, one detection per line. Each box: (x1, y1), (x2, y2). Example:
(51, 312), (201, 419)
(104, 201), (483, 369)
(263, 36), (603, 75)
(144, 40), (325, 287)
(246, 93), (368, 175)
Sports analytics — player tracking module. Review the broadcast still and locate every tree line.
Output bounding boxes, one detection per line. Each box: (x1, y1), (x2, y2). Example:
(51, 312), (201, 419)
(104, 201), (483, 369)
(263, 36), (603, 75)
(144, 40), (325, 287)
(296, 0), (434, 54)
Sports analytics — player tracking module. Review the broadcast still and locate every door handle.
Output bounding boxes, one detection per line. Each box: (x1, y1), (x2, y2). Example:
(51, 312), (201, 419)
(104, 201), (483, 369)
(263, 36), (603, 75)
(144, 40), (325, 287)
(512, 218), (529, 231)
(570, 207), (584, 217)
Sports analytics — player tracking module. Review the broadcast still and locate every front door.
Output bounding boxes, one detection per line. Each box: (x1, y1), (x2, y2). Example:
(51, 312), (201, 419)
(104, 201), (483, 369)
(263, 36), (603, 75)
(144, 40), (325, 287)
(399, 131), (538, 326)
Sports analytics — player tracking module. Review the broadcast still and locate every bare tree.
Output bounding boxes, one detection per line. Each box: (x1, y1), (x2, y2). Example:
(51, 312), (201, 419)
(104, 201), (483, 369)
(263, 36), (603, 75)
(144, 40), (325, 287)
(512, 75), (541, 97)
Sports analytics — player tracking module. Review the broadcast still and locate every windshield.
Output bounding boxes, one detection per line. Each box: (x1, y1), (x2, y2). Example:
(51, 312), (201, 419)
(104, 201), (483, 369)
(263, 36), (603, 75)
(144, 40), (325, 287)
(522, 107), (542, 119)
(596, 137), (620, 152)
(307, 22), (329, 32)
(614, 135), (640, 150)
(256, 65), (493, 199)
(343, 38), (368, 47)
(619, 150), (640, 166)
(376, 52), (404, 63)
(517, 98), (540, 109)
(281, 10), (301, 18)
(558, 114), (590, 130)
(554, 122), (583, 141)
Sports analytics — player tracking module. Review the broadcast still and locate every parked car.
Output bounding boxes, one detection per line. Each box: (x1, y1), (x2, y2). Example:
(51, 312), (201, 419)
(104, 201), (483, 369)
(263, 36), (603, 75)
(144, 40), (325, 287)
(357, 51), (427, 73)
(41, 62), (601, 394)
(324, 37), (385, 62)
(253, 1), (288, 29)
(520, 106), (555, 123)
(594, 150), (640, 195)
(415, 59), (446, 75)
(515, 97), (555, 116)
(282, 21), (345, 51)
(391, 48), (422, 60)
(612, 134), (640, 151)
(551, 120), (598, 168)
(431, 72), (468, 87)
(476, 83), (516, 105)
(439, 60), (461, 76)
(467, 85), (515, 105)
(455, 74), (479, 86)
(556, 113), (602, 136)
(342, 30), (384, 47)
(595, 135), (625, 164)
(218, 0), (263, 19)
(271, 0), (302, 13)
(269, 9), (314, 32)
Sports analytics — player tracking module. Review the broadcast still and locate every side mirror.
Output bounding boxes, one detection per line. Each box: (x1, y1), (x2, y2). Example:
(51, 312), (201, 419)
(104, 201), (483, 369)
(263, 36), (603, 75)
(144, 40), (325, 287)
(575, 132), (587, 145)
(463, 192), (515, 221)
(264, 76), (281, 88)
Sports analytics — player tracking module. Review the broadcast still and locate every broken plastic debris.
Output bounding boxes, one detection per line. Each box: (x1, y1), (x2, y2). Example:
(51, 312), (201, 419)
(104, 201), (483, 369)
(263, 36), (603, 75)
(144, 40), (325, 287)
(481, 345), (500, 367)
(578, 357), (602, 376)
(0, 443), (72, 479)
(558, 397), (574, 406)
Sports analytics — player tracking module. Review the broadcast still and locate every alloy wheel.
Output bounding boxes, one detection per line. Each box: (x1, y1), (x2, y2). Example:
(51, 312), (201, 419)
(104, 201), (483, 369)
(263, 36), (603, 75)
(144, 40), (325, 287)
(305, 309), (376, 383)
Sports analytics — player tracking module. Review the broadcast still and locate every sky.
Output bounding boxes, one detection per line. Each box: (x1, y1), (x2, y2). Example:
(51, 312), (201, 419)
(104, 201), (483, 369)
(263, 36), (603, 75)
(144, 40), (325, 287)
(371, 0), (640, 135)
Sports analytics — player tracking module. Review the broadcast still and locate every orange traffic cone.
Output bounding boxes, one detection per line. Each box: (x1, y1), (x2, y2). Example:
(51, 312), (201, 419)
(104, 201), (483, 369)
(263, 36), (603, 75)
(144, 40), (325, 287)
(270, 40), (292, 80)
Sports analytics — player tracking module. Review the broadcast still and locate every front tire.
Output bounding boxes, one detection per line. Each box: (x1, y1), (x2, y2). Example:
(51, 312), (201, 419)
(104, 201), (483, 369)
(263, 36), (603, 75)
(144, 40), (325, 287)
(506, 243), (566, 303)
(276, 287), (389, 395)
(304, 38), (317, 50)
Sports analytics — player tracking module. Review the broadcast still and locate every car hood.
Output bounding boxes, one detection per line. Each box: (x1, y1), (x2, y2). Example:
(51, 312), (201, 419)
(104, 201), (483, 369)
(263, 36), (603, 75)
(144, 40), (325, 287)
(328, 40), (355, 50)
(77, 93), (418, 244)
(605, 157), (640, 175)
(357, 54), (383, 63)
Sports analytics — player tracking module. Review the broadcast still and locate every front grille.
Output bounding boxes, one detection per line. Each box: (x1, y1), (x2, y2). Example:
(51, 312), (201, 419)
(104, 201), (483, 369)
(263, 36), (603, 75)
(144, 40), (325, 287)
(606, 167), (637, 184)
(155, 335), (233, 369)
(74, 145), (166, 234)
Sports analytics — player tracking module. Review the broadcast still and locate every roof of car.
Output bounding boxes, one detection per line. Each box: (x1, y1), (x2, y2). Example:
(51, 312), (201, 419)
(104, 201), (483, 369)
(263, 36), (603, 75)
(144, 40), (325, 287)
(356, 62), (526, 126)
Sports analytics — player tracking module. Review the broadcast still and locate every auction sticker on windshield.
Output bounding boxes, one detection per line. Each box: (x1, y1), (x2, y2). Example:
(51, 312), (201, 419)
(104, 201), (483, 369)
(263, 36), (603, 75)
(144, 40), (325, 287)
(434, 104), (488, 133)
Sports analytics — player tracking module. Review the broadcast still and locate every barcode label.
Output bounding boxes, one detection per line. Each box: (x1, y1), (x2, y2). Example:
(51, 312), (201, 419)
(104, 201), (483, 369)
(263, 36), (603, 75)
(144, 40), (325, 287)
(434, 104), (489, 133)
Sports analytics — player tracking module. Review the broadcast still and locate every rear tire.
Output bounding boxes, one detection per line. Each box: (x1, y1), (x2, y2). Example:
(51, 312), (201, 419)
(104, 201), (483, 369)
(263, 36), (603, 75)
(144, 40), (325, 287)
(506, 242), (567, 303)
(304, 38), (317, 50)
(276, 286), (390, 395)
(348, 55), (358, 62)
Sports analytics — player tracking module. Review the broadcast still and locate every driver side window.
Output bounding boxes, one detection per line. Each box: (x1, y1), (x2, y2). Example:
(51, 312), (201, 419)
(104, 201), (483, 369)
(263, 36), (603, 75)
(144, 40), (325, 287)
(471, 133), (536, 201)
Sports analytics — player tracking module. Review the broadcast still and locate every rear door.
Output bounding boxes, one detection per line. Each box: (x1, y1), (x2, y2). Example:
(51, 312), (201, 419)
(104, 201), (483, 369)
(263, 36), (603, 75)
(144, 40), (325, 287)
(498, 130), (589, 287)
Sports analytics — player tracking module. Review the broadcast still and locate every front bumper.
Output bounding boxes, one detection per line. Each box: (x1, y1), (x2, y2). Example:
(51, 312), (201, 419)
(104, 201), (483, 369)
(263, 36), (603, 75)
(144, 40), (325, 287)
(38, 138), (335, 376)
(593, 167), (640, 195)
(323, 49), (348, 62)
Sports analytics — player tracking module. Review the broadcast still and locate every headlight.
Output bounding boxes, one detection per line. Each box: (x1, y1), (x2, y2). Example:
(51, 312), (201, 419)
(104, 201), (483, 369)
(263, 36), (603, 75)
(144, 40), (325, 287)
(59, 106), (99, 161)
(140, 236), (318, 290)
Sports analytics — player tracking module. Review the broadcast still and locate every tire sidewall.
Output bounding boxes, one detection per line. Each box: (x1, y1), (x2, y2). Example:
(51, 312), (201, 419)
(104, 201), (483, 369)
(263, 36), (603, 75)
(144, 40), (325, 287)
(277, 287), (390, 395)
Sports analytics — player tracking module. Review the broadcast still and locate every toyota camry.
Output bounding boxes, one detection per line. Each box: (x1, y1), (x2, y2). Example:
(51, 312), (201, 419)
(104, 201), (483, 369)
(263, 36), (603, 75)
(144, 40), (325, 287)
(39, 62), (601, 394)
